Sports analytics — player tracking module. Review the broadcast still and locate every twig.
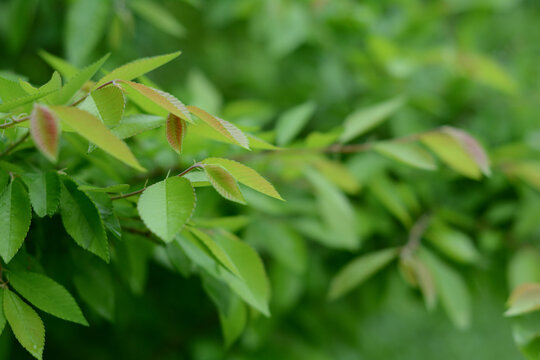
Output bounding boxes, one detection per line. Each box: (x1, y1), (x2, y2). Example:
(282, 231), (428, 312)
(110, 163), (203, 200)
(0, 115), (30, 129)
(0, 132), (30, 158)
(401, 213), (432, 258)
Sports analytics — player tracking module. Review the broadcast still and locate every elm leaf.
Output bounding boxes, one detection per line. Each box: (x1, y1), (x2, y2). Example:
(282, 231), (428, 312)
(22, 171), (61, 217)
(203, 164), (246, 204)
(0, 179), (31, 263)
(188, 106), (249, 149)
(91, 84), (125, 126)
(30, 104), (61, 162)
(166, 113), (187, 154)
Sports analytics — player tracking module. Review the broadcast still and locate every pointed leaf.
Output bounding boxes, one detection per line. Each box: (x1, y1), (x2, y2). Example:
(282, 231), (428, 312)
(51, 106), (144, 171)
(328, 248), (399, 300)
(38, 50), (79, 79)
(0, 180), (31, 263)
(59, 177), (109, 262)
(188, 105), (249, 149)
(201, 158), (282, 200)
(137, 177), (196, 242)
(91, 84), (125, 126)
(3, 289), (44, 360)
(0, 89), (56, 113)
(340, 96), (405, 143)
(129, 0), (185, 38)
(442, 126), (491, 176)
(22, 171), (60, 217)
(203, 164), (246, 204)
(374, 141), (437, 170)
(166, 113), (187, 153)
(189, 228), (241, 277)
(111, 114), (166, 139)
(95, 51), (181, 88)
(7, 271), (87, 325)
(30, 104), (61, 162)
(506, 284), (540, 317)
(276, 101), (316, 146)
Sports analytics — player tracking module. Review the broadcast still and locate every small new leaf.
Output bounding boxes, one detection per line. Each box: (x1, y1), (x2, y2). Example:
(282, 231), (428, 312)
(91, 84), (126, 126)
(203, 165), (246, 204)
(166, 113), (187, 154)
(30, 104), (61, 162)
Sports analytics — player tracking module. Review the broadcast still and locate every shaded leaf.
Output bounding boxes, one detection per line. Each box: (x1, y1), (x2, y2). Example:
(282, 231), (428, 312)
(38, 50), (79, 79)
(73, 262), (115, 321)
(22, 171), (61, 217)
(189, 227), (241, 277)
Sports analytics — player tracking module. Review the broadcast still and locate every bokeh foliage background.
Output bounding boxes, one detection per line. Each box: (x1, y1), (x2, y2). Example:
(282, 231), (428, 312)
(1, 0), (540, 359)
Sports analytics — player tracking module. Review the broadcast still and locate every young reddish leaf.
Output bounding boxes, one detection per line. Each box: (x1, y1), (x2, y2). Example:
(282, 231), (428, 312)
(30, 104), (61, 162)
(187, 105), (249, 149)
(203, 164), (246, 204)
(441, 126), (491, 177)
(118, 80), (192, 123)
(166, 113), (187, 154)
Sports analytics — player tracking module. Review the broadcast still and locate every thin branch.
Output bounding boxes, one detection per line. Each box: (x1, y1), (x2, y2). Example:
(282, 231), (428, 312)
(0, 115), (30, 129)
(110, 163), (203, 200)
(401, 213), (432, 258)
(0, 132), (30, 158)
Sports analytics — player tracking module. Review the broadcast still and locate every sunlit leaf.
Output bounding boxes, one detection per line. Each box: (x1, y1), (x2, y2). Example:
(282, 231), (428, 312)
(91, 83), (125, 126)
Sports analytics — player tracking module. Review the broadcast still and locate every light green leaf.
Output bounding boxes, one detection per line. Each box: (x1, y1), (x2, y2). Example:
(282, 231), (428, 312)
(442, 126), (491, 176)
(374, 141), (437, 170)
(305, 168), (358, 249)
(276, 101), (316, 146)
(59, 177), (109, 262)
(120, 80), (192, 123)
(38, 50), (79, 79)
(419, 248), (471, 329)
(51, 54), (109, 105)
(188, 105), (249, 149)
(7, 271), (87, 325)
(22, 171), (60, 217)
(138, 177), (196, 242)
(0, 89), (56, 113)
(0, 179), (31, 263)
(0, 76), (27, 102)
(65, 0), (111, 66)
(91, 84), (125, 126)
(30, 104), (61, 162)
(3, 289), (45, 360)
(201, 158), (282, 200)
(328, 247), (399, 300)
(189, 227), (241, 277)
(51, 106), (144, 171)
(506, 284), (540, 317)
(508, 248), (540, 290)
(111, 114), (165, 139)
(129, 0), (185, 38)
(187, 69), (222, 114)
(95, 51), (181, 88)
(166, 113), (187, 154)
(203, 164), (246, 204)
(340, 96), (405, 143)
(425, 220), (480, 264)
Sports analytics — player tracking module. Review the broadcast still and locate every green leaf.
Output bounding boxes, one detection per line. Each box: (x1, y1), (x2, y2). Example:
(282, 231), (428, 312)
(305, 168), (358, 249)
(65, 0), (111, 66)
(111, 114), (165, 140)
(187, 69), (222, 114)
(7, 270), (87, 325)
(166, 113), (187, 154)
(425, 220), (480, 264)
(29, 104), (61, 162)
(78, 183), (130, 193)
(51, 54), (109, 105)
(91, 84), (125, 126)
(3, 289), (45, 360)
(59, 177), (109, 262)
(201, 158), (283, 200)
(129, 0), (185, 38)
(38, 50), (79, 79)
(95, 51), (181, 88)
(0, 89), (56, 113)
(373, 141), (437, 170)
(51, 106), (144, 171)
(203, 164), (246, 204)
(137, 177), (196, 242)
(419, 248), (471, 329)
(0, 289), (5, 336)
(188, 105), (249, 149)
(0, 76), (27, 102)
(420, 127), (490, 180)
(328, 248), (399, 300)
(508, 248), (540, 290)
(275, 101), (316, 146)
(0, 179), (31, 263)
(340, 96), (405, 143)
(120, 80), (192, 123)
(22, 171), (60, 217)
(73, 262), (115, 321)
(399, 256), (437, 310)
(506, 284), (540, 317)
(189, 227), (241, 277)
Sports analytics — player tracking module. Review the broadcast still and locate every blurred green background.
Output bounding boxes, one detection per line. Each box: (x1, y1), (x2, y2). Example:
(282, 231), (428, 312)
(2, 0), (540, 359)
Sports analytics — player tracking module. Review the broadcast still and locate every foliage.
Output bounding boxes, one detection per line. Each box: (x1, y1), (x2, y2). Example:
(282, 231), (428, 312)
(0, 0), (540, 359)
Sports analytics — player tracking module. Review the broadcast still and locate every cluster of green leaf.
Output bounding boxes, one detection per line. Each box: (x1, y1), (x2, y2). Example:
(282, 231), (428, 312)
(1, 0), (540, 359)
